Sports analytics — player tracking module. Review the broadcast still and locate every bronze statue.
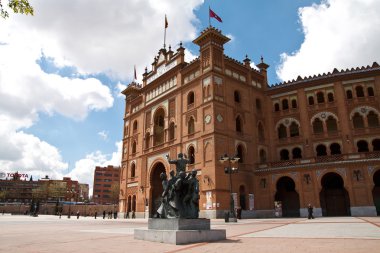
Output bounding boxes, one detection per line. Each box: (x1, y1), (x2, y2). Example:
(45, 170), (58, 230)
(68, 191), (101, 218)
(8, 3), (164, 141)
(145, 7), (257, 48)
(156, 154), (199, 219)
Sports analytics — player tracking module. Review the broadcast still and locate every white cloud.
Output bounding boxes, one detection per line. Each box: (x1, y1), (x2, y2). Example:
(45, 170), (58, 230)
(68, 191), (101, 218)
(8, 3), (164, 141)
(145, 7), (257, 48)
(0, 131), (68, 180)
(276, 0), (380, 81)
(98, 130), (109, 141)
(68, 141), (122, 195)
(10, 0), (204, 80)
(0, 0), (203, 185)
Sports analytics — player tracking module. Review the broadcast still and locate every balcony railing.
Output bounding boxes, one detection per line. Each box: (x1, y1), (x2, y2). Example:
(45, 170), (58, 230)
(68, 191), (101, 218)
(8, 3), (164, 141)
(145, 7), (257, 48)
(256, 151), (380, 170)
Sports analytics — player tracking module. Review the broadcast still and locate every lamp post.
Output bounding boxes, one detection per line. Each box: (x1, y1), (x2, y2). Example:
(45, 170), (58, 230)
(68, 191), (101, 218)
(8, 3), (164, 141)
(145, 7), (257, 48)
(219, 154), (240, 222)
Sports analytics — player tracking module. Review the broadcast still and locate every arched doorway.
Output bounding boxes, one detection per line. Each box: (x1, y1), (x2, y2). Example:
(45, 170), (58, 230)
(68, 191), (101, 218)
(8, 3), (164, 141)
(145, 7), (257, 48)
(127, 196), (131, 212)
(275, 176), (300, 217)
(239, 185), (246, 210)
(153, 108), (165, 146)
(150, 162), (166, 217)
(320, 172), (350, 216)
(372, 170), (380, 215)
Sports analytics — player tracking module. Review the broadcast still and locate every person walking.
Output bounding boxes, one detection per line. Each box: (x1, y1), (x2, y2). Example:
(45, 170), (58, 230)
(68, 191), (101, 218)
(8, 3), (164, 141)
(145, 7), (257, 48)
(102, 210), (106, 219)
(307, 204), (314, 219)
(76, 210), (80, 219)
(94, 211), (97, 219)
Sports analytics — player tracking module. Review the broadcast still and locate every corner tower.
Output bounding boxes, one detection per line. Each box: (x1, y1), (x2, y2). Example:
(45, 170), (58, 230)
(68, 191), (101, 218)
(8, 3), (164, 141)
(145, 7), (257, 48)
(193, 26), (230, 73)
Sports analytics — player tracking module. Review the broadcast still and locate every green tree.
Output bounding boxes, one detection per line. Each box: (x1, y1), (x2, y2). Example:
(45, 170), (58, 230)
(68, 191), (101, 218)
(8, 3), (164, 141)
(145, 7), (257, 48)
(1, 0), (34, 19)
(32, 183), (48, 201)
(48, 182), (67, 201)
(0, 190), (8, 201)
(110, 182), (120, 204)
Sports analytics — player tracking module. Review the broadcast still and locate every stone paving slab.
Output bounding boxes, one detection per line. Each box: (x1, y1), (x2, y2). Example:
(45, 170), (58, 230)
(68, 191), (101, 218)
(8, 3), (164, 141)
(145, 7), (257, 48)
(1, 215), (380, 253)
(241, 222), (380, 239)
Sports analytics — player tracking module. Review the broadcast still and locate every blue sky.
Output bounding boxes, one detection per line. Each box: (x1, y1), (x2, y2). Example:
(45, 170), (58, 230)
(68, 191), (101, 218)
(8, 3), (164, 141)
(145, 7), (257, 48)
(0, 0), (379, 191)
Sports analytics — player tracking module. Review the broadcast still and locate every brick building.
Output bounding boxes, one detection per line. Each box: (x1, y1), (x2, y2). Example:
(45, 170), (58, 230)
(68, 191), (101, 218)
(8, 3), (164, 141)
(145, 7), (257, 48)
(0, 174), (84, 203)
(120, 27), (380, 218)
(92, 165), (120, 204)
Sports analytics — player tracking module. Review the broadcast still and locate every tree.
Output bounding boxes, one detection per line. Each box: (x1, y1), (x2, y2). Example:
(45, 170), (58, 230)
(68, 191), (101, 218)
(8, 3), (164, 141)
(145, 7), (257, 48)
(48, 182), (67, 201)
(0, 190), (8, 201)
(32, 183), (48, 201)
(110, 182), (120, 204)
(1, 0), (34, 19)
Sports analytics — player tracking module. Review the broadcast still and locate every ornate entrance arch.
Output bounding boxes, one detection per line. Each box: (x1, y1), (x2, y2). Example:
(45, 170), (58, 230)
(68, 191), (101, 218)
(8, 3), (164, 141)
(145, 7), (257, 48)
(149, 162), (166, 218)
(372, 170), (380, 216)
(239, 185), (246, 210)
(275, 176), (300, 217)
(320, 172), (350, 216)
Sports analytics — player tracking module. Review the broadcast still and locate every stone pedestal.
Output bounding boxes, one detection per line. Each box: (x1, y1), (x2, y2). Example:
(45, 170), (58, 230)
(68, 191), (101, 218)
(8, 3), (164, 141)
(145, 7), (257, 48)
(134, 218), (226, 245)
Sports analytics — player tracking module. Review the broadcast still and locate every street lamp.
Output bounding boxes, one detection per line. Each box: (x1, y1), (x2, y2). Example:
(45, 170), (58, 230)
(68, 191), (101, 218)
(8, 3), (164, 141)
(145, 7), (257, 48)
(219, 154), (240, 222)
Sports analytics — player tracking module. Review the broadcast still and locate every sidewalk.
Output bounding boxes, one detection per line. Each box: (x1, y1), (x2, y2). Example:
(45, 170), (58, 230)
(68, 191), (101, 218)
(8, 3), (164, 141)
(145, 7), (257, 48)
(0, 215), (379, 253)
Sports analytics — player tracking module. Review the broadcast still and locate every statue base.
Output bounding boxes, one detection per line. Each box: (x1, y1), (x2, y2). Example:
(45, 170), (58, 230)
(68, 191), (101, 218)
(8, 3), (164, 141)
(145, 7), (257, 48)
(134, 218), (226, 245)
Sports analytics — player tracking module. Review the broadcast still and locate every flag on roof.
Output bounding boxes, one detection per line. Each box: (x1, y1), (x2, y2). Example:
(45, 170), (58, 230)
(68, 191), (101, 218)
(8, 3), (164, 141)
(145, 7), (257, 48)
(209, 8), (222, 22)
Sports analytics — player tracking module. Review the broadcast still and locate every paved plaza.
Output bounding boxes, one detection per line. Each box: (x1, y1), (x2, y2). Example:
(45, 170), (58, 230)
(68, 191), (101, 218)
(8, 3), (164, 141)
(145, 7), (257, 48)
(0, 215), (380, 253)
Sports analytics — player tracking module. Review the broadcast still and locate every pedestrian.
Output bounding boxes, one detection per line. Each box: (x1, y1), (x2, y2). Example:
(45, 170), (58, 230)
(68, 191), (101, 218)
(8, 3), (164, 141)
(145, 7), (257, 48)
(94, 211), (97, 219)
(103, 210), (106, 219)
(307, 204), (314, 219)
(132, 211), (136, 219)
(76, 210), (80, 219)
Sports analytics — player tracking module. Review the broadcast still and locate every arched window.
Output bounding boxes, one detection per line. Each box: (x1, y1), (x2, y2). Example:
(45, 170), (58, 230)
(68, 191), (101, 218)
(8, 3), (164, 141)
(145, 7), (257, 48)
(316, 144), (327, 156)
(133, 120), (138, 131)
(367, 87), (375, 97)
(234, 90), (240, 103)
(130, 163), (136, 178)
(313, 118), (324, 133)
(353, 113), (364, 128)
(372, 139), (380, 151)
(280, 149), (289, 160)
(153, 108), (165, 145)
(292, 147), (302, 159)
(327, 92), (334, 102)
(145, 133), (150, 149)
(187, 91), (195, 105)
(127, 196), (132, 212)
(188, 117), (195, 134)
(367, 111), (379, 127)
(291, 99), (297, 109)
(308, 96), (315, 105)
(132, 195), (136, 212)
(259, 149), (267, 163)
(355, 86), (364, 97)
(256, 98), (261, 111)
(132, 141), (137, 154)
(357, 140), (369, 152)
(168, 122), (175, 140)
(326, 116), (338, 132)
(274, 103), (280, 112)
(258, 122), (265, 141)
(236, 116), (242, 133)
(346, 89), (353, 99)
(278, 124), (287, 139)
(330, 143), (341, 155)
(316, 92), (325, 103)
(282, 99), (289, 110)
(237, 145), (244, 163)
(289, 122), (299, 137)
(188, 146), (195, 164)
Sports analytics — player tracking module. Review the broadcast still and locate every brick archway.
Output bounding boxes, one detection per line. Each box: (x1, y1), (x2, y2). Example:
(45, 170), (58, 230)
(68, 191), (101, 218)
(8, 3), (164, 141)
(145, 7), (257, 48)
(275, 176), (300, 217)
(149, 162), (166, 218)
(372, 169), (380, 216)
(320, 172), (351, 216)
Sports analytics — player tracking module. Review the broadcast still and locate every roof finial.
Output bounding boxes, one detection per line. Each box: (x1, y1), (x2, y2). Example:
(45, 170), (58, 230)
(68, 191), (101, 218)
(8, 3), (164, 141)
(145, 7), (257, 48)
(261, 55), (264, 63)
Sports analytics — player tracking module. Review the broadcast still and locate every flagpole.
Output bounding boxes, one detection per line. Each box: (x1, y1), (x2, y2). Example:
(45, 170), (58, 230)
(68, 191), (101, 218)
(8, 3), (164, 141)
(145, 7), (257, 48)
(208, 6), (211, 27)
(164, 15), (167, 49)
